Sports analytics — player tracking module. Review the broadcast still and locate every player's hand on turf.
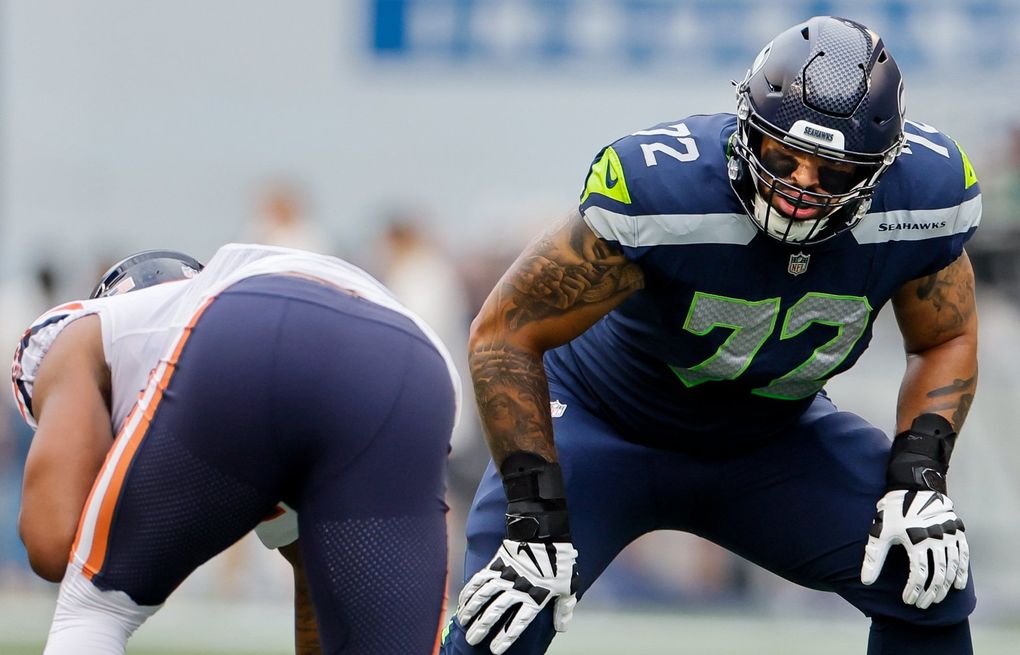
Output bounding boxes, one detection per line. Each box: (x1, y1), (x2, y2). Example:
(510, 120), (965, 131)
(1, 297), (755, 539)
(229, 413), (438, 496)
(861, 489), (969, 609)
(457, 539), (578, 654)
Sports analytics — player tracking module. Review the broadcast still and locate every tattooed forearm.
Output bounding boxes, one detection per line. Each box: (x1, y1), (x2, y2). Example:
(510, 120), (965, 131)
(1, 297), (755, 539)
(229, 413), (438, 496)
(468, 213), (642, 462)
(470, 342), (555, 462)
(926, 376), (977, 399)
(924, 375), (977, 430)
(953, 394), (974, 431)
(896, 253), (978, 435)
(504, 218), (643, 329)
(914, 257), (976, 338)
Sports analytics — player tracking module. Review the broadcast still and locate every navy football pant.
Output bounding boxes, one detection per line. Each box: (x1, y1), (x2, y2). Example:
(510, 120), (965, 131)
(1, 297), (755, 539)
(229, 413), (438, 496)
(75, 275), (456, 654)
(441, 386), (975, 654)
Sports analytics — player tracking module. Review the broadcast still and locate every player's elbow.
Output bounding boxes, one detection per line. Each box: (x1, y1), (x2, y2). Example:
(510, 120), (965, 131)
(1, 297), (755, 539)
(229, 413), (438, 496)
(469, 311), (519, 359)
(19, 517), (72, 582)
(468, 311), (492, 355)
(28, 552), (67, 584)
(469, 307), (548, 362)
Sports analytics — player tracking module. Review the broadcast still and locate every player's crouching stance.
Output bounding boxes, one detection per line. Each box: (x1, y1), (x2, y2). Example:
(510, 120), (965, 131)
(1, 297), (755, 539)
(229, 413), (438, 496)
(15, 244), (461, 654)
(443, 15), (978, 655)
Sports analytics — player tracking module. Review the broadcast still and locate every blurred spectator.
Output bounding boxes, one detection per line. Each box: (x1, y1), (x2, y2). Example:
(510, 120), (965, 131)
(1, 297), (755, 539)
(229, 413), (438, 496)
(244, 180), (332, 253)
(998, 124), (1020, 205)
(968, 124), (1020, 297)
(459, 246), (518, 319)
(379, 219), (469, 359)
(589, 532), (751, 609)
(376, 213), (484, 469)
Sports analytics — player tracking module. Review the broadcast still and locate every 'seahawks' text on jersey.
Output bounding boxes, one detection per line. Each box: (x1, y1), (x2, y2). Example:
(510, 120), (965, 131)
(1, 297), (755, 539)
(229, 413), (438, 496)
(546, 114), (980, 450)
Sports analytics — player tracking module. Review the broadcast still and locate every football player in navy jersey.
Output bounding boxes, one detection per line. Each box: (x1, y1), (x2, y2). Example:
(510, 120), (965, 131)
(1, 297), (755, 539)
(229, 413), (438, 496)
(441, 16), (979, 655)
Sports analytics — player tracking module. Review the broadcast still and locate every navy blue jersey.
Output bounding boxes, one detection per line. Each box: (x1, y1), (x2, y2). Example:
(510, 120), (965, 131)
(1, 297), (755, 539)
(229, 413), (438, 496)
(546, 113), (981, 448)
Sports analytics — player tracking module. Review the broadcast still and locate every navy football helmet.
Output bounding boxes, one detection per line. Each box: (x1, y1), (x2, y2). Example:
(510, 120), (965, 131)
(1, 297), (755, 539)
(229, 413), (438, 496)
(90, 250), (203, 299)
(729, 16), (905, 244)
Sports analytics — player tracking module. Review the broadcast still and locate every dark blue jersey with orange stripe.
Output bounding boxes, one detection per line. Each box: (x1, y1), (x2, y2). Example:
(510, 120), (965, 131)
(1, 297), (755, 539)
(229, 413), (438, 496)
(544, 113), (981, 447)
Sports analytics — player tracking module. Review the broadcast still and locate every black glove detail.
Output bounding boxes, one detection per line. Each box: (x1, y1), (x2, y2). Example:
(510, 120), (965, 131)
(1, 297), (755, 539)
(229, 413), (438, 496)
(886, 413), (957, 494)
(500, 452), (571, 543)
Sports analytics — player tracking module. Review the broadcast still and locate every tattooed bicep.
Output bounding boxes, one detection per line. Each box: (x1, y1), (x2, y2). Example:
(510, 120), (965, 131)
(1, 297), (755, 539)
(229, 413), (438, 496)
(525, 211), (630, 267)
(564, 214), (629, 263)
(895, 251), (977, 347)
(498, 212), (644, 328)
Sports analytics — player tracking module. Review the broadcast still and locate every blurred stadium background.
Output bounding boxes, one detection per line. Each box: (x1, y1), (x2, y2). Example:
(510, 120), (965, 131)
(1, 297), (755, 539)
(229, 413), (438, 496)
(2, 0), (1020, 652)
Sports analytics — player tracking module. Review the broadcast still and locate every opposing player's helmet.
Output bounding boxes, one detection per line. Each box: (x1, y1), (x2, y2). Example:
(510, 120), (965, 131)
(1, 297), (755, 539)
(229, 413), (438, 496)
(729, 16), (905, 244)
(90, 250), (203, 299)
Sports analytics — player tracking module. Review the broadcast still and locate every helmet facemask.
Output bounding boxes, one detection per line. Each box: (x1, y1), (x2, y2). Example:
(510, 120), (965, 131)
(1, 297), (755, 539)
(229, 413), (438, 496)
(727, 16), (906, 246)
(731, 95), (901, 245)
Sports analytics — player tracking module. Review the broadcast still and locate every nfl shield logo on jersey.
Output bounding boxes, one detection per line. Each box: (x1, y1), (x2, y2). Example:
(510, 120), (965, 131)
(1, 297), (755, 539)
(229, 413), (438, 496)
(787, 252), (810, 276)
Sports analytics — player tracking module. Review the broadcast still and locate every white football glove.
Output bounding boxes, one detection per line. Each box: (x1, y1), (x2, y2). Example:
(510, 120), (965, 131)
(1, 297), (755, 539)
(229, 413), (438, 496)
(457, 539), (578, 655)
(861, 489), (969, 609)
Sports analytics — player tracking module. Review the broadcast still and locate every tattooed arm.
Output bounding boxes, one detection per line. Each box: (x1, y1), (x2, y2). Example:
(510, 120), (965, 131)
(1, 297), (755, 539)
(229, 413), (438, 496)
(891, 250), (978, 434)
(468, 209), (644, 465)
(455, 210), (641, 649)
(861, 252), (977, 604)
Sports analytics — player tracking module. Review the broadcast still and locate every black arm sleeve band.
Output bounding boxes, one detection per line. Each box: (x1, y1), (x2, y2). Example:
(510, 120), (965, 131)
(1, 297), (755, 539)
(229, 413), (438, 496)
(500, 452), (571, 542)
(886, 413), (957, 494)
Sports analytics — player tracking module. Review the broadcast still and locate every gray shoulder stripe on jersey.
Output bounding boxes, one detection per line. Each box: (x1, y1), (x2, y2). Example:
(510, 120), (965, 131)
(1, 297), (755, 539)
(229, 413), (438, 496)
(582, 207), (758, 247)
(852, 195), (982, 245)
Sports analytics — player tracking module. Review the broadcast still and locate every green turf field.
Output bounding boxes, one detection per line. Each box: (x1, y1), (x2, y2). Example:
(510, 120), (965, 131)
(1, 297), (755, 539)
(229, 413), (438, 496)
(4, 589), (1019, 654)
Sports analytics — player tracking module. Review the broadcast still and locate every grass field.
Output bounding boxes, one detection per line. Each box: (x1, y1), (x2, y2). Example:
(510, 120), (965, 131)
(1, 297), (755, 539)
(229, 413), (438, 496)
(5, 590), (1020, 654)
